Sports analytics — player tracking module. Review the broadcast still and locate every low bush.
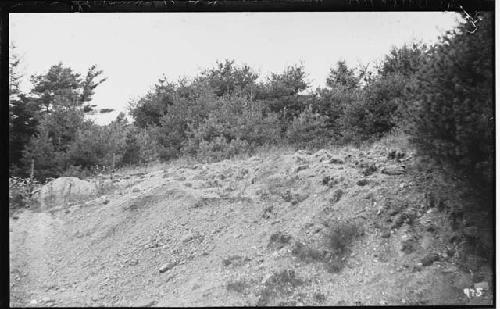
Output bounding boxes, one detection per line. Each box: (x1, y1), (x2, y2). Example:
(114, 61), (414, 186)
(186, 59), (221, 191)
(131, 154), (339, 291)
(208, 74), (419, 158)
(9, 177), (40, 210)
(256, 269), (303, 306)
(409, 13), (493, 192)
(286, 105), (332, 149)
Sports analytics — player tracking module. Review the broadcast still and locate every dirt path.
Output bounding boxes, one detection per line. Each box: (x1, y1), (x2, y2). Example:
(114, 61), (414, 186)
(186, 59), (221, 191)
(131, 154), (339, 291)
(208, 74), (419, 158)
(10, 212), (60, 307)
(9, 145), (493, 307)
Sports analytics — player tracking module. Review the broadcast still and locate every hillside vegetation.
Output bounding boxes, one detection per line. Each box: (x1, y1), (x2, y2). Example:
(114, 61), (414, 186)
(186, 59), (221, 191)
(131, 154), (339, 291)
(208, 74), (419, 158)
(10, 135), (493, 306)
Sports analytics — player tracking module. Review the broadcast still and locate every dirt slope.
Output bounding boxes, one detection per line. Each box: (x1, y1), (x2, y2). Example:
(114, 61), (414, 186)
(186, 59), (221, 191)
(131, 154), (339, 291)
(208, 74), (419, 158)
(9, 144), (493, 307)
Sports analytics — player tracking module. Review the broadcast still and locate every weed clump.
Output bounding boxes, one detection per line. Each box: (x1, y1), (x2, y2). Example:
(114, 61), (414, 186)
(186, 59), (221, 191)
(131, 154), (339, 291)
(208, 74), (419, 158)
(268, 232), (293, 249)
(257, 269), (303, 306)
(226, 280), (250, 294)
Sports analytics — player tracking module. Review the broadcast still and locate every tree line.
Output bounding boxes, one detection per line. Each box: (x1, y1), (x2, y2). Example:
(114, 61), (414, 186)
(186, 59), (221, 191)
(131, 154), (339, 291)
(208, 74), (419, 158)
(9, 13), (493, 193)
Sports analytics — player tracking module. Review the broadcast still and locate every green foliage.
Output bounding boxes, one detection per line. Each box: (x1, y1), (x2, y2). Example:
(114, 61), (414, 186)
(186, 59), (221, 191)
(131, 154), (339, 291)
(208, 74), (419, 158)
(21, 124), (67, 181)
(30, 62), (106, 114)
(129, 77), (177, 128)
(341, 73), (407, 140)
(256, 64), (309, 121)
(121, 130), (141, 165)
(286, 105), (332, 149)
(9, 45), (40, 171)
(183, 96), (281, 160)
(326, 60), (360, 90)
(196, 135), (249, 162)
(9, 177), (40, 210)
(410, 13), (493, 188)
(199, 59), (258, 97)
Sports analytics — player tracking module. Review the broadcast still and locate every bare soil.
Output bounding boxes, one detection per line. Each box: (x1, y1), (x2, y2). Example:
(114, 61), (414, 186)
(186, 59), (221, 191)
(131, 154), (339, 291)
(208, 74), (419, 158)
(9, 143), (494, 307)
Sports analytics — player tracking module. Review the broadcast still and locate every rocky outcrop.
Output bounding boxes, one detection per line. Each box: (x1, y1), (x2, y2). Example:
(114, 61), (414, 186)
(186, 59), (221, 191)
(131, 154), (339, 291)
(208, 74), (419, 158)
(39, 177), (98, 210)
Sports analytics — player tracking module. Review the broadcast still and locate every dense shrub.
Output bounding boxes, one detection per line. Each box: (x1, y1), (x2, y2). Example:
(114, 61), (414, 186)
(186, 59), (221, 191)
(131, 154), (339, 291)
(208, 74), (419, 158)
(410, 14), (493, 189)
(286, 105), (332, 149)
(341, 73), (407, 141)
(196, 135), (250, 162)
(9, 177), (40, 210)
(183, 96), (281, 159)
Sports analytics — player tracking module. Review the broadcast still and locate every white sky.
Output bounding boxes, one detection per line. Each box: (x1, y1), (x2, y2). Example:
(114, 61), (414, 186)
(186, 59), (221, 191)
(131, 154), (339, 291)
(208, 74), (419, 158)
(10, 12), (461, 125)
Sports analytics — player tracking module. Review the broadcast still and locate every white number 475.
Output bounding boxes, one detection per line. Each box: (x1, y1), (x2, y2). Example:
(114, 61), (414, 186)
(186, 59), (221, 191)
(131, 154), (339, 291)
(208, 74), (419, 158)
(464, 287), (484, 298)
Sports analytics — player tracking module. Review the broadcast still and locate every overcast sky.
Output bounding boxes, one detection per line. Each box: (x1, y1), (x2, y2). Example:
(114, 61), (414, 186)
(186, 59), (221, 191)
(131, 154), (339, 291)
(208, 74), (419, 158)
(10, 12), (461, 125)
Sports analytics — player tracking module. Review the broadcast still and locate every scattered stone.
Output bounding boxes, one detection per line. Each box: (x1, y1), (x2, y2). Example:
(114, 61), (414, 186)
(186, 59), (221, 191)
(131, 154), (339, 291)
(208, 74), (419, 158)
(159, 261), (177, 273)
(12, 215), (19, 220)
(138, 300), (157, 307)
(329, 157), (344, 164)
(420, 253), (440, 266)
(296, 165), (309, 172)
(381, 166), (406, 175)
(127, 259), (139, 266)
(357, 179), (369, 186)
(262, 206), (274, 219)
(29, 299), (38, 305)
(181, 232), (196, 243)
(401, 239), (417, 254)
(362, 164), (377, 177)
(314, 293), (326, 303)
(291, 193), (308, 205)
(64, 209), (71, 214)
(381, 230), (391, 238)
(103, 199), (110, 205)
(42, 297), (54, 303)
(330, 189), (344, 204)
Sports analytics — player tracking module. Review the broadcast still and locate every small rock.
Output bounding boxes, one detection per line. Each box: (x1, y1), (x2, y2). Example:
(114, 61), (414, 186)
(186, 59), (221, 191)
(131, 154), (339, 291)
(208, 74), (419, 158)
(296, 165), (309, 172)
(29, 299), (38, 305)
(421, 253), (440, 266)
(41, 297), (54, 303)
(103, 199), (110, 205)
(128, 259), (139, 266)
(381, 166), (406, 175)
(330, 157), (344, 164)
(12, 215), (19, 220)
(357, 179), (369, 186)
(132, 188), (141, 193)
(181, 232), (196, 243)
(362, 164), (377, 176)
(139, 300), (157, 307)
(381, 231), (391, 238)
(159, 262), (177, 273)
(474, 281), (489, 291)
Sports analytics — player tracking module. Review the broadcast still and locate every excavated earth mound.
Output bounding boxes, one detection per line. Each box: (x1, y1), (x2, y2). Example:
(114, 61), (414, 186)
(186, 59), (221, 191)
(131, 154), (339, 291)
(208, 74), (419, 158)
(9, 145), (493, 307)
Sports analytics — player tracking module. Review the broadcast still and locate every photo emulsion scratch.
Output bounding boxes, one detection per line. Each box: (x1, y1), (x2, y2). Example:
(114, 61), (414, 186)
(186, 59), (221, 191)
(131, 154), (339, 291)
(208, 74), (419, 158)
(8, 6), (494, 307)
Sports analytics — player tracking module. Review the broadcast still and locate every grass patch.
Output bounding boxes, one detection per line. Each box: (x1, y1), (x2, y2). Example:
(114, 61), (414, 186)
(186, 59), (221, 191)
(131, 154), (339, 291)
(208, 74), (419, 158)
(226, 280), (250, 294)
(291, 241), (325, 263)
(256, 269), (303, 306)
(323, 219), (364, 272)
(268, 232), (293, 249)
(291, 219), (364, 273)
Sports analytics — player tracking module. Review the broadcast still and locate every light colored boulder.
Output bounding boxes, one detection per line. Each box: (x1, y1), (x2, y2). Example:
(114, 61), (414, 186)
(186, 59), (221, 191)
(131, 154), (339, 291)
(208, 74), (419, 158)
(39, 177), (98, 210)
